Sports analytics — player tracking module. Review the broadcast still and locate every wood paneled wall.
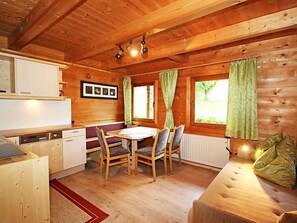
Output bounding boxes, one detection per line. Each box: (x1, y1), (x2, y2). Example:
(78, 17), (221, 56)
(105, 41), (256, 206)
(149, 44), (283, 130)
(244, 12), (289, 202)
(132, 33), (297, 152)
(62, 66), (124, 125)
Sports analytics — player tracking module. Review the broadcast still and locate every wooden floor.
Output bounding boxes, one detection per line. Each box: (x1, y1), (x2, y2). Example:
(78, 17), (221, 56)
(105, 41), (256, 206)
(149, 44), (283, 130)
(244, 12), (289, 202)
(58, 160), (218, 223)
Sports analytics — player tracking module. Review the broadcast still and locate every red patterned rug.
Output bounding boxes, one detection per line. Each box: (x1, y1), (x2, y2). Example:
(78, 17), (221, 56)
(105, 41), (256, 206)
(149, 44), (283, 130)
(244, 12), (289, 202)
(50, 179), (109, 223)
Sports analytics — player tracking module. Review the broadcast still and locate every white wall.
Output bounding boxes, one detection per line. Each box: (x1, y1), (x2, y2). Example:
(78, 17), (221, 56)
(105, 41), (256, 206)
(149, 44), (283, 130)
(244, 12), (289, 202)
(0, 99), (71, 130)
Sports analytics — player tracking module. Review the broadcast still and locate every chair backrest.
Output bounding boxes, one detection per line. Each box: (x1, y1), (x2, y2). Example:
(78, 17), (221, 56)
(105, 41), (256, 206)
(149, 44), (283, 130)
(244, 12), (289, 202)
(95, 127), (110, 156)
(170, 125), (185, 150)
(152, 128), (170, 155)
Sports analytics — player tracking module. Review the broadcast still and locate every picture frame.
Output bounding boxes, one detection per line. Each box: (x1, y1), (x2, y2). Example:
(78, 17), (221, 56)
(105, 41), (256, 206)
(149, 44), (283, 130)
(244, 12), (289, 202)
(80, 81), (118, 100)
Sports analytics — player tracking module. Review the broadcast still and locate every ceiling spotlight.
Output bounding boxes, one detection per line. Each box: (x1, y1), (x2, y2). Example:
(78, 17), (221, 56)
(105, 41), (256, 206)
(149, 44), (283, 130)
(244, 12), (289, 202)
(115, 45), (124, 60)
(126, 40), (138, 57)
(130, 48), (138, 57)
(141, 35), (148, 54)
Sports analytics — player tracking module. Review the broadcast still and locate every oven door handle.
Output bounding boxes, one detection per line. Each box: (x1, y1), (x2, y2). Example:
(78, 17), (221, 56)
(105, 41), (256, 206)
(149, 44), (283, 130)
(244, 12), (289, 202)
(38, 137), (48, 141)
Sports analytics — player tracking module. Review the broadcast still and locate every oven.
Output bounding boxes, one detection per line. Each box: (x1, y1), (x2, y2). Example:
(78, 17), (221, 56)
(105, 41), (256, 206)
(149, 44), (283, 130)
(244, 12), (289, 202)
(19, 131), (62, 144)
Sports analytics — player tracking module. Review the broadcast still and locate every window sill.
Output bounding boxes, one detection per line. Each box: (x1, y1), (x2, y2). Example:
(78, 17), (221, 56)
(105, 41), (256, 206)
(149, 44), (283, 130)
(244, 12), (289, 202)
(187, 123), (226, 138)
(132, 119), (157, 128)
(133, 118), (155, 123)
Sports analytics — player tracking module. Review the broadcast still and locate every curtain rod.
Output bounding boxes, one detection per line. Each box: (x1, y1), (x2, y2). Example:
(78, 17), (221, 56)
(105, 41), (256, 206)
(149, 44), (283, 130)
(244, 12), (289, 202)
(128, 56), (261, 77)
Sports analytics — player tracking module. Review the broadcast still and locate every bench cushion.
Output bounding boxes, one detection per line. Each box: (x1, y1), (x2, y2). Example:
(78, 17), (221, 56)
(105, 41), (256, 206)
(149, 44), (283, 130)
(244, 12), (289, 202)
(86, 122), (125, 151)
(86, 137), (122, 149)
(86, 122), (125, 138)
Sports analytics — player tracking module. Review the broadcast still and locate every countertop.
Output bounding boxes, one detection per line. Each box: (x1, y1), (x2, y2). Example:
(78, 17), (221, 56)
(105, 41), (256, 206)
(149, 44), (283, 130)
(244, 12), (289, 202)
(77, 121), (124, 127)
(0, 124), (85, 138)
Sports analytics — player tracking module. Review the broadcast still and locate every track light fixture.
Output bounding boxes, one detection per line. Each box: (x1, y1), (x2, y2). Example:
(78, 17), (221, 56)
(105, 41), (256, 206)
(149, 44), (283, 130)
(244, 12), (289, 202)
(141, 36), (148, 54)
(115, 45), (124, 60)
(115, 35), (149, 60)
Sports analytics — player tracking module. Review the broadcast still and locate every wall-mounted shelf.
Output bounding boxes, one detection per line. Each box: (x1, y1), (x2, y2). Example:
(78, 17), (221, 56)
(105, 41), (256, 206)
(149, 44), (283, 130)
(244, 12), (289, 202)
(59, 81), (68, 85)
(0, 94), (67, 101)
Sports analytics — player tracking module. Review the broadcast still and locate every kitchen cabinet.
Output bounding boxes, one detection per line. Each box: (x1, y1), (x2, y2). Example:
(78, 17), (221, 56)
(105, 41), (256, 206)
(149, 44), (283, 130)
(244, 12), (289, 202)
(20, 139), (63, 174)
(15, 58), (59, 97)
(0, 55), (15, 94)
(0, 153), (50, 223)
(63, 128), (86, 170)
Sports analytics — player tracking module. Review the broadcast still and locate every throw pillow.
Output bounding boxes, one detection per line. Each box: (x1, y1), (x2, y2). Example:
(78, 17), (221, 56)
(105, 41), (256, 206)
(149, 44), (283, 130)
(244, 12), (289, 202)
(276, 135), (297, 166)
(253, 136), (297, 189)
(249, 132), (283, 161)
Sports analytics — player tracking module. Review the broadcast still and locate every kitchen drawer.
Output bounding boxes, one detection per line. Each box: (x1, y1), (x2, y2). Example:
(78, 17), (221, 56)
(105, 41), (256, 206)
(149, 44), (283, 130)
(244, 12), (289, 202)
(62, 128), (86, 138)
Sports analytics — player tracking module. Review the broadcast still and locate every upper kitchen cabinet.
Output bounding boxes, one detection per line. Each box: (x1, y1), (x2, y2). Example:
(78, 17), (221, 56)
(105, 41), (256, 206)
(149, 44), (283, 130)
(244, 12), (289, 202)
(0, 53), (67, 100)
(15, 59), (59, 97)
(0, 55), (15, 94)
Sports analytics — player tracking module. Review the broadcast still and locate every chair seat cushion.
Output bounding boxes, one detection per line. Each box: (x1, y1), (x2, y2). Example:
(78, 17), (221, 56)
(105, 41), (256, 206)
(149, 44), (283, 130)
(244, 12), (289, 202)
(136, 146), (164, 157)
(109, 146), (130, 157)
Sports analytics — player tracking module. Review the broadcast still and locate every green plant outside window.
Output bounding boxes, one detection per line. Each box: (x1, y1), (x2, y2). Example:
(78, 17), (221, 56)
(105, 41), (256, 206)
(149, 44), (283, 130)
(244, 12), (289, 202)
(195, 79), (229, 124)
(133, 85), (154, 119)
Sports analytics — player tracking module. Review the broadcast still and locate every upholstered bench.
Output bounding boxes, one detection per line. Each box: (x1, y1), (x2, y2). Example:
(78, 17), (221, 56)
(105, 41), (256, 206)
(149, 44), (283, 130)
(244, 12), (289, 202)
(188, 156), (297, 223)
(85, 122), (125, 156)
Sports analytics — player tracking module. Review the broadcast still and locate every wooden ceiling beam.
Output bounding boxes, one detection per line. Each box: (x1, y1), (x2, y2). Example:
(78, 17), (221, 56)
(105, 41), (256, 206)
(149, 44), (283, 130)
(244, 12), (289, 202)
(103, 8), (297, 70)
(9, 0), (87, 50)
(167, 55), (189, 64)
(66, 0), (248, 62)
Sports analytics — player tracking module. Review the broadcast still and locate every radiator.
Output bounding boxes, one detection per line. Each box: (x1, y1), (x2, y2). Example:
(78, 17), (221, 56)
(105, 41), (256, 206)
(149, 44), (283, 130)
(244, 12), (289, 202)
(180, 134), (230, 168)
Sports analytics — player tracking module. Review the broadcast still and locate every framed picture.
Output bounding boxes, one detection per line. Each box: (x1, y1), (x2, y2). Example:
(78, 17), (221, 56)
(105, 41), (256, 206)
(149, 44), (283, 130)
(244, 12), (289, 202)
(80, 81), (118, 100)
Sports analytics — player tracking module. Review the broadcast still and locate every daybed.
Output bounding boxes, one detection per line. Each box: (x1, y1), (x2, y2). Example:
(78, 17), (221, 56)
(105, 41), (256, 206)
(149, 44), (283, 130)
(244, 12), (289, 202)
(188, 156), (297, 223)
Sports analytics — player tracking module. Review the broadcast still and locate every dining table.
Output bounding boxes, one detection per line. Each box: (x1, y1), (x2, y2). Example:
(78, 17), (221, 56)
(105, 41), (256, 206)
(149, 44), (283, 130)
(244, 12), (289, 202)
(107, 126), (157, 170)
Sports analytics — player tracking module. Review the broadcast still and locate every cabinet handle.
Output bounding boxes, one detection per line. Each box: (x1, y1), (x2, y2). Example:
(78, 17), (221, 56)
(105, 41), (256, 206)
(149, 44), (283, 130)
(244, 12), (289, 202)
(71, 131), (79, 133)
(20, 91), (32, 94)
(65, 139), (74, 142)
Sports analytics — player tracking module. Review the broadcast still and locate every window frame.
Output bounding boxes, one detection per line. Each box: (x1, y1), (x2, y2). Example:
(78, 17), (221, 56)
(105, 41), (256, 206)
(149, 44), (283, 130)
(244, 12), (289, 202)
(132, 82), (156, 123)
(190, 73), (229, 130)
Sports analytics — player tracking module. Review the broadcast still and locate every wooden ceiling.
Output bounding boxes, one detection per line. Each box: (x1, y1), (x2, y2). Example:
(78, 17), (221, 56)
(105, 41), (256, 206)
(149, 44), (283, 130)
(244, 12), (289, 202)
(0, 0), (296, 74)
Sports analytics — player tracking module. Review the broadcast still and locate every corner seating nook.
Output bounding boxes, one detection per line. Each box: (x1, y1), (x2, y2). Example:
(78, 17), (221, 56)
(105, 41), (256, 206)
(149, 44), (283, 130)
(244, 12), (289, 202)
(86, 122), (125, 155)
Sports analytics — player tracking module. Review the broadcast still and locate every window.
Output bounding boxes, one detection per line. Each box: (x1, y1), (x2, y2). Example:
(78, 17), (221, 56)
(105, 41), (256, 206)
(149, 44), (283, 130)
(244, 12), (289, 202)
(192, 74), (229, 126)
(133, 84), (154, 120)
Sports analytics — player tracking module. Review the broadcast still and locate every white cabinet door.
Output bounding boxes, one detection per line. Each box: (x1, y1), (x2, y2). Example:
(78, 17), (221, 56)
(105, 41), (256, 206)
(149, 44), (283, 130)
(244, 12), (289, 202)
(63, 135), (86, 170)
(15, 59), (59, 97)
(15, 59), (33, 95)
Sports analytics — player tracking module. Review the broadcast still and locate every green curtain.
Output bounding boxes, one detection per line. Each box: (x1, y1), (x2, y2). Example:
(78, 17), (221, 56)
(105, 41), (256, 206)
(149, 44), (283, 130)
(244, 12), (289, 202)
(225, 58), (258, 140)
(160, 69), (178, 129)
(123, 77), (132, 125)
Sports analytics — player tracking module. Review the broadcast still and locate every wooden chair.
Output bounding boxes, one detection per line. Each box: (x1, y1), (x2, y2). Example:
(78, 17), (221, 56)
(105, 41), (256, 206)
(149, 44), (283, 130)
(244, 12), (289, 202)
(95, 127), (130, 181)
(166, 125), (185, 172)
(135, 128), (170, 182)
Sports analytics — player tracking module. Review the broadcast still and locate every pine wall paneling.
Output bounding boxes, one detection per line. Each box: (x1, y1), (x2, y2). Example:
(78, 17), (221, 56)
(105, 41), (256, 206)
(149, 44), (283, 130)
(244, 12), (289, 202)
(132, 34), (297, 154)
(62, 66), (124, 125)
